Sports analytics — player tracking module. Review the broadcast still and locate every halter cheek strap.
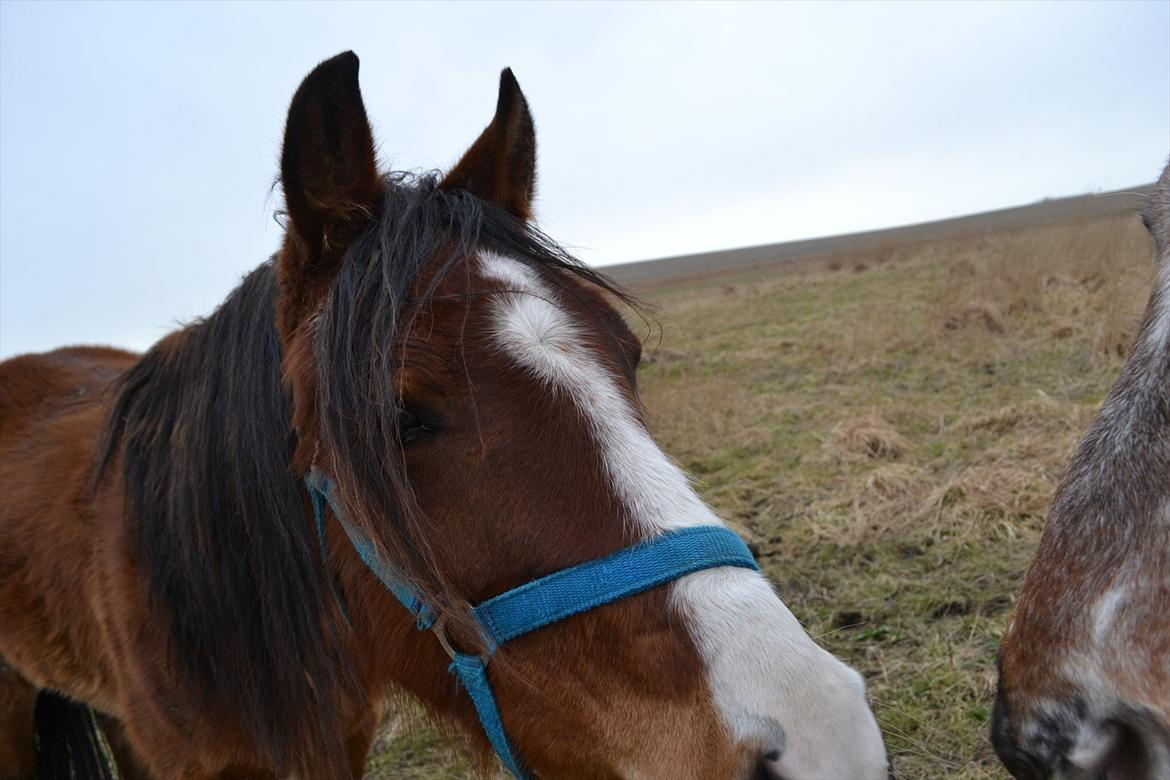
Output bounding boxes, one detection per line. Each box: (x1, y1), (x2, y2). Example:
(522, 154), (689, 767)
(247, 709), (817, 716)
(306, 468), (759, 779)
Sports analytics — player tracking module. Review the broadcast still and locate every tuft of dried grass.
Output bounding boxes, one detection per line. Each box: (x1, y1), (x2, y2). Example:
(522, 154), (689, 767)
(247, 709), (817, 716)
(957, 405), (1022, 434)
(916, 462), (1051, 539)
(843, 463), (930, 539)
(939, 301), (1006, 334)
(865, 463), (924, 501)
(839, 459), (1051, 544)
(827, 415), (910, 461)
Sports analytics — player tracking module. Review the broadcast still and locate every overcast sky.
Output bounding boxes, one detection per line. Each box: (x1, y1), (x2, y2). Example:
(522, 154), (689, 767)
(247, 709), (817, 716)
(2, 1), (1168, 358)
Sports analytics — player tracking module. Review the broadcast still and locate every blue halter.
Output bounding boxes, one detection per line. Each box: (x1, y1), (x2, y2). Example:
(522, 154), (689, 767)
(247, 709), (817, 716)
(306, 468), (759, 779)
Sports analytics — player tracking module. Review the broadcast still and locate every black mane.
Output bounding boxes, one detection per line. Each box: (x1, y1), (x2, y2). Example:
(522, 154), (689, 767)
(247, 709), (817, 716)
(97, 263), (355, 772)
(96, 172), (636, 770)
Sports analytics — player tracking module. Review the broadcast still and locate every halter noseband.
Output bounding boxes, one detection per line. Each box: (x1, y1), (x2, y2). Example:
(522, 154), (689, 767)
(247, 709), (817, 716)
(306, 468), (759, 779)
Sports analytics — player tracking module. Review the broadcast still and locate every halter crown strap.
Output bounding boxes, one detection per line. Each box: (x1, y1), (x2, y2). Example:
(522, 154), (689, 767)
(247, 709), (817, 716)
(307, 472), (759, 780)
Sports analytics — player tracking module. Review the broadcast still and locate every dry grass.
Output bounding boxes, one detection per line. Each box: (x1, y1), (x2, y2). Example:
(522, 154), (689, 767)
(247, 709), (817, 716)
(826, 415), (911, 461)
(366, 211), (1156, 778)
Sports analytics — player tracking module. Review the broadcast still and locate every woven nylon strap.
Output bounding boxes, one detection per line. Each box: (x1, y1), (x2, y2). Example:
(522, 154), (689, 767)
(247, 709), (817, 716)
(471, 526), (760, 649)
(307, 468), (436, 628)
(307, 473), (759, 779)
(448, 651), (529, 777)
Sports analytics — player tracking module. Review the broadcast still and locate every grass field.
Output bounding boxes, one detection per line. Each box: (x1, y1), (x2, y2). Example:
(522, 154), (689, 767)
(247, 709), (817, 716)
(367, 209), (1156, 779)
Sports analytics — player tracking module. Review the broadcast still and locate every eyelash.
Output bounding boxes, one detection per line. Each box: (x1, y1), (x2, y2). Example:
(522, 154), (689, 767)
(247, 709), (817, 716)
(398, 406), (441, 445)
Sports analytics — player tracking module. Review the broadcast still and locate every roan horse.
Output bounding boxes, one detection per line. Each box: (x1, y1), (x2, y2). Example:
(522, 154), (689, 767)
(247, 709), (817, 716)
(992, 163), (1170, 779)
(0, 53), (888, 779)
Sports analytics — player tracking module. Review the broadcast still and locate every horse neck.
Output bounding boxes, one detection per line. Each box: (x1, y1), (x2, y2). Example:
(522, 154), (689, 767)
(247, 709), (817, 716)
(1101, 259), (1170, 434)
(1053, 259), (1170, 529)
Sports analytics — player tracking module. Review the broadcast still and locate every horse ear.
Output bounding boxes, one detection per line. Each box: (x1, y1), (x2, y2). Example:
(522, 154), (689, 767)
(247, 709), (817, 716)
(280, 51), (380, 276)
(1142, 161), (1170, 259)
(441, 68), (536, 220)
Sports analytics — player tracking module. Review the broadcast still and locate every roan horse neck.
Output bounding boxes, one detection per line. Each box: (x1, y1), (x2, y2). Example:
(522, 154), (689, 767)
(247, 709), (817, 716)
(1049, 255), (1170, 539)
(1090, 259), (1170, 451)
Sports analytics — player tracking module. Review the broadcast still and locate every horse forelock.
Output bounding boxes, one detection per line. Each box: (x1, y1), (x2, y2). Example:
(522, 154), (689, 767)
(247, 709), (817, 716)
(293, 174), (641, 618)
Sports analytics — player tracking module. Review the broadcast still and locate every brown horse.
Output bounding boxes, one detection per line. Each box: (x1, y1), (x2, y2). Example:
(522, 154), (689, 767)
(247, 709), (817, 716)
(991, 163), (1170, 779)
(0, 53), (888, 779)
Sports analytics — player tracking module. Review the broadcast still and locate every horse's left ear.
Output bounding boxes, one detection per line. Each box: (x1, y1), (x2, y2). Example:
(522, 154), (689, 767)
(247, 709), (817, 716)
(441, 68), (536, 221)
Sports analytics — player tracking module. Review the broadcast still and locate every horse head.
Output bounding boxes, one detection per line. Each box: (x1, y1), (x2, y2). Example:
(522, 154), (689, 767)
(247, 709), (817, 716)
(274, 51), (888, 780)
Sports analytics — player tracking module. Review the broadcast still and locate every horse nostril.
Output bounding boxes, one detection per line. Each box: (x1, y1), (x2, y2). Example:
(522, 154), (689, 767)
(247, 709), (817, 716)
(753, 750), (784, 780)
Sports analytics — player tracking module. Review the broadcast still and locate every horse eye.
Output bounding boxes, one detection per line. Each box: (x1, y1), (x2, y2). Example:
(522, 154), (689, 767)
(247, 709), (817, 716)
(398, 405), (442, 446)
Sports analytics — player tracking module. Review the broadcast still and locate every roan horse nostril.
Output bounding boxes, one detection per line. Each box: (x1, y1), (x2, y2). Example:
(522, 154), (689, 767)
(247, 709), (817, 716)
(753, 750), (784, 780)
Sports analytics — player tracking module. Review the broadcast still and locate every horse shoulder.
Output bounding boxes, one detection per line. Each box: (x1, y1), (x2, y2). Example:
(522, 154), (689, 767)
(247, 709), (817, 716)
(0, 346), (138, 713)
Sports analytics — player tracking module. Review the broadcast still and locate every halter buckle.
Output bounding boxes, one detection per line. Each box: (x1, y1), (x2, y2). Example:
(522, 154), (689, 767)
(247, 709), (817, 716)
(431, 612), (458, 660)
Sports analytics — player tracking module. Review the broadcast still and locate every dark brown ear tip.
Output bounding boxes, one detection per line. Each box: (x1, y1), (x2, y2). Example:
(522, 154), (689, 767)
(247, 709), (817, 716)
(303, 51), (361, 92)
(336, 51), (360, 79)
(328, 50), (359, 71)
(496, 67), (527, 116)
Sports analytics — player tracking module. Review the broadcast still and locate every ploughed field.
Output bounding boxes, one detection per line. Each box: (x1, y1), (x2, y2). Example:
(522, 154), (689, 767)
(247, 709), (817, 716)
(366, 206), (1156, 779)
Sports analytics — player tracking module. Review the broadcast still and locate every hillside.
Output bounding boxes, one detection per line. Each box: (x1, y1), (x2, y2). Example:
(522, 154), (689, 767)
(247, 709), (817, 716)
(604, 184), (1151, 285)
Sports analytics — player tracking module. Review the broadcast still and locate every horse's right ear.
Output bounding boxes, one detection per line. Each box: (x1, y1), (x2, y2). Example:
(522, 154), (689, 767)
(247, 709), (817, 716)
(280, 51), (380, 285)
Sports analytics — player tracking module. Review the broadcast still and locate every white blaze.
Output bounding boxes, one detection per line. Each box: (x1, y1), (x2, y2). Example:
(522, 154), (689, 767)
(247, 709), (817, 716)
(480, 252), (888, 779)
